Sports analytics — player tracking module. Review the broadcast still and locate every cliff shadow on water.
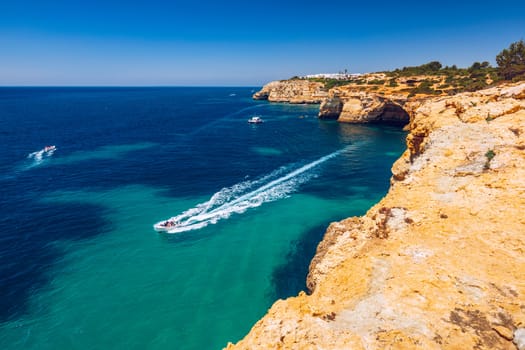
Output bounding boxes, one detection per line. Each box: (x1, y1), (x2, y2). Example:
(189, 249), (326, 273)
(269, 220), (339, 300)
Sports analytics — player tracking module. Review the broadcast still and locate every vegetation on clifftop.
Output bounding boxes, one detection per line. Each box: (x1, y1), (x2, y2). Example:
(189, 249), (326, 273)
(386, 61), (500, 93)
(496, 39), (525, 81)
(289, 40), (525, 96)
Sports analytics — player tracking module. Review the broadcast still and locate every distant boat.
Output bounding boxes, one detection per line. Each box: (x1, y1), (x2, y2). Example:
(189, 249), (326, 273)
(153, 219), (180, 232)
(229, 93), (237, 97)
(248, 116), (263, 124)
(44, 145), (56, 153)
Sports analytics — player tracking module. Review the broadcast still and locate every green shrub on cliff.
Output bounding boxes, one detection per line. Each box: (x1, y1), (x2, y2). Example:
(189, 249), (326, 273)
(484, 149), (496, 170)
(390, 61), (444, 76)
(408, 80), (439, 96)
(469, 61), (490, 72)
(303, 77), (356, 89)
(463, 79), (489, 92)
(388, 79), (398, 87)
(496, 40), (525, 81)
(323, 79), (354, 89)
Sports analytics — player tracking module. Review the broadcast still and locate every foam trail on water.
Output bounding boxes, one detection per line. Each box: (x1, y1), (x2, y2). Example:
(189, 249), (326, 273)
(156, 147), (347, 233)
(168, 167), (287, 223)
(26, 147), (56, 169)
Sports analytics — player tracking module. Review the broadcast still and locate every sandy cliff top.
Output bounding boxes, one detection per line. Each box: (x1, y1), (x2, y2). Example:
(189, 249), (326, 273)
(227, 83), (525, 349)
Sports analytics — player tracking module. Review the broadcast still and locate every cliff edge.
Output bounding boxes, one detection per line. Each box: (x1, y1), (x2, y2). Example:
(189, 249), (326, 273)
(227, 82), (525, 349)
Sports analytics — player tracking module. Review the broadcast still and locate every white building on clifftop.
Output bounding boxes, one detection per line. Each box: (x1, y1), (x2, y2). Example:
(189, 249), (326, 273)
(302, 73), (363, 80)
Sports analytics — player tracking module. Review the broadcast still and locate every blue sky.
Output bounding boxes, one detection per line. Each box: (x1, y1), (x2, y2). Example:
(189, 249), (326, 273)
(1, 0), (524, 86)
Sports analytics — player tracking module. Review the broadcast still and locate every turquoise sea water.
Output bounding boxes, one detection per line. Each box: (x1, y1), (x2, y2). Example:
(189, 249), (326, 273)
(0, 87), (406, 349)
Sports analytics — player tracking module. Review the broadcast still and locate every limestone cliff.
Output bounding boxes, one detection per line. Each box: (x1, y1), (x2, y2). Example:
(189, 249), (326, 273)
(254, 76), (441, 124)
(320, 90), (410, 124)
(227, 82), (525, 349)
(253, 80), (328, 104)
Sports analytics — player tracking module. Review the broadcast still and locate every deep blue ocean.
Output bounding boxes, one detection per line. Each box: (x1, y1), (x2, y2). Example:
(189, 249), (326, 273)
(0, 87), (406, 349)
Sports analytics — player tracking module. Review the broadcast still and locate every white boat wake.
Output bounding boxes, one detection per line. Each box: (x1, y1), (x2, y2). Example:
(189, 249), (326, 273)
(154, 148), (347, 233)
(26, 146), (57, 168)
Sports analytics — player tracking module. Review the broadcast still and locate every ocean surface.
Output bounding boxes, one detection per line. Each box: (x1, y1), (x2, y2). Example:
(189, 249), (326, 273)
(0, 87), (406, 349)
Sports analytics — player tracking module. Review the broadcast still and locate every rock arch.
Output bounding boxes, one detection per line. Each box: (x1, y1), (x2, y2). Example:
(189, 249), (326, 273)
(319, 94), (410, 125)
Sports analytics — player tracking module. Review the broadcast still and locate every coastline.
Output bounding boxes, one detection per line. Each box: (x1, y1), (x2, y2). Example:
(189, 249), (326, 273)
(226, 82), (525, 349)
(252, 77), (427, 125)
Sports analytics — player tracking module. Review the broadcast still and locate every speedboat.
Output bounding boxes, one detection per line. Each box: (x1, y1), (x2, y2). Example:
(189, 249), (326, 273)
(248, 116), (263, 124)
(44, 145), (56, 152)
(153, 219), (179, 232)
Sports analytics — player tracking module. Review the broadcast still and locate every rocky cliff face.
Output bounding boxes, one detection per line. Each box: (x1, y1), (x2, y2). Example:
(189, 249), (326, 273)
(318, 97), (343, 119)
(254, 79), (425, 124)
(227, 82), (525, 349)
(253, 80), (328, 104)
(318, 94), (410, 124)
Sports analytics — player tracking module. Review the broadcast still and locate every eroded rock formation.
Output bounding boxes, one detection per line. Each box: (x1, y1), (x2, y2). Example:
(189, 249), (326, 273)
(318, 97), (343, 120)
(252, 80), (328, 104)
(336, 94), (409, 124)
(318, 94), (410, 124)
(227, 82), (525, 349)
(255, 80), (415, 124)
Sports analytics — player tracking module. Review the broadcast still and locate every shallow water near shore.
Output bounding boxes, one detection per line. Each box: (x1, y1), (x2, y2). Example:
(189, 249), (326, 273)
(0, 87), (406, 349)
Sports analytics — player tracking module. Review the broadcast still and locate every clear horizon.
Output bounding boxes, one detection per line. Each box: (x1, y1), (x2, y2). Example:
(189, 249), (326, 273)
(1, 0), (524, 86)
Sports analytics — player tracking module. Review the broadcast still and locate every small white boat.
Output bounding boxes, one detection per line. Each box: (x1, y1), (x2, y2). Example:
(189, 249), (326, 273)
(248, 116), (263, 124)
(153, 219), (179, 232)
(44, 145), (56, 152)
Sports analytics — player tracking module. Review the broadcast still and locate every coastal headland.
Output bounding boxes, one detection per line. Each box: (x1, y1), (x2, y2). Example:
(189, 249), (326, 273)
(226, 80), (525, 349)
(252, 68), (503, 125)
(253, 74), (414, 124)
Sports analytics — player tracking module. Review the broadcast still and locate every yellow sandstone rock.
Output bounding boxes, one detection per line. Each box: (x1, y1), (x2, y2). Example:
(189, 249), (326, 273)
(253, 80), (328, 104)
(227, 82), (525, 350)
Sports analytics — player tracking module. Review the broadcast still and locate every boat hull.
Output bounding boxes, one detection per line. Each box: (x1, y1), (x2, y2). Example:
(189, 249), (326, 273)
(153, 222), (172, 232)
(248, 116), (263, 124)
